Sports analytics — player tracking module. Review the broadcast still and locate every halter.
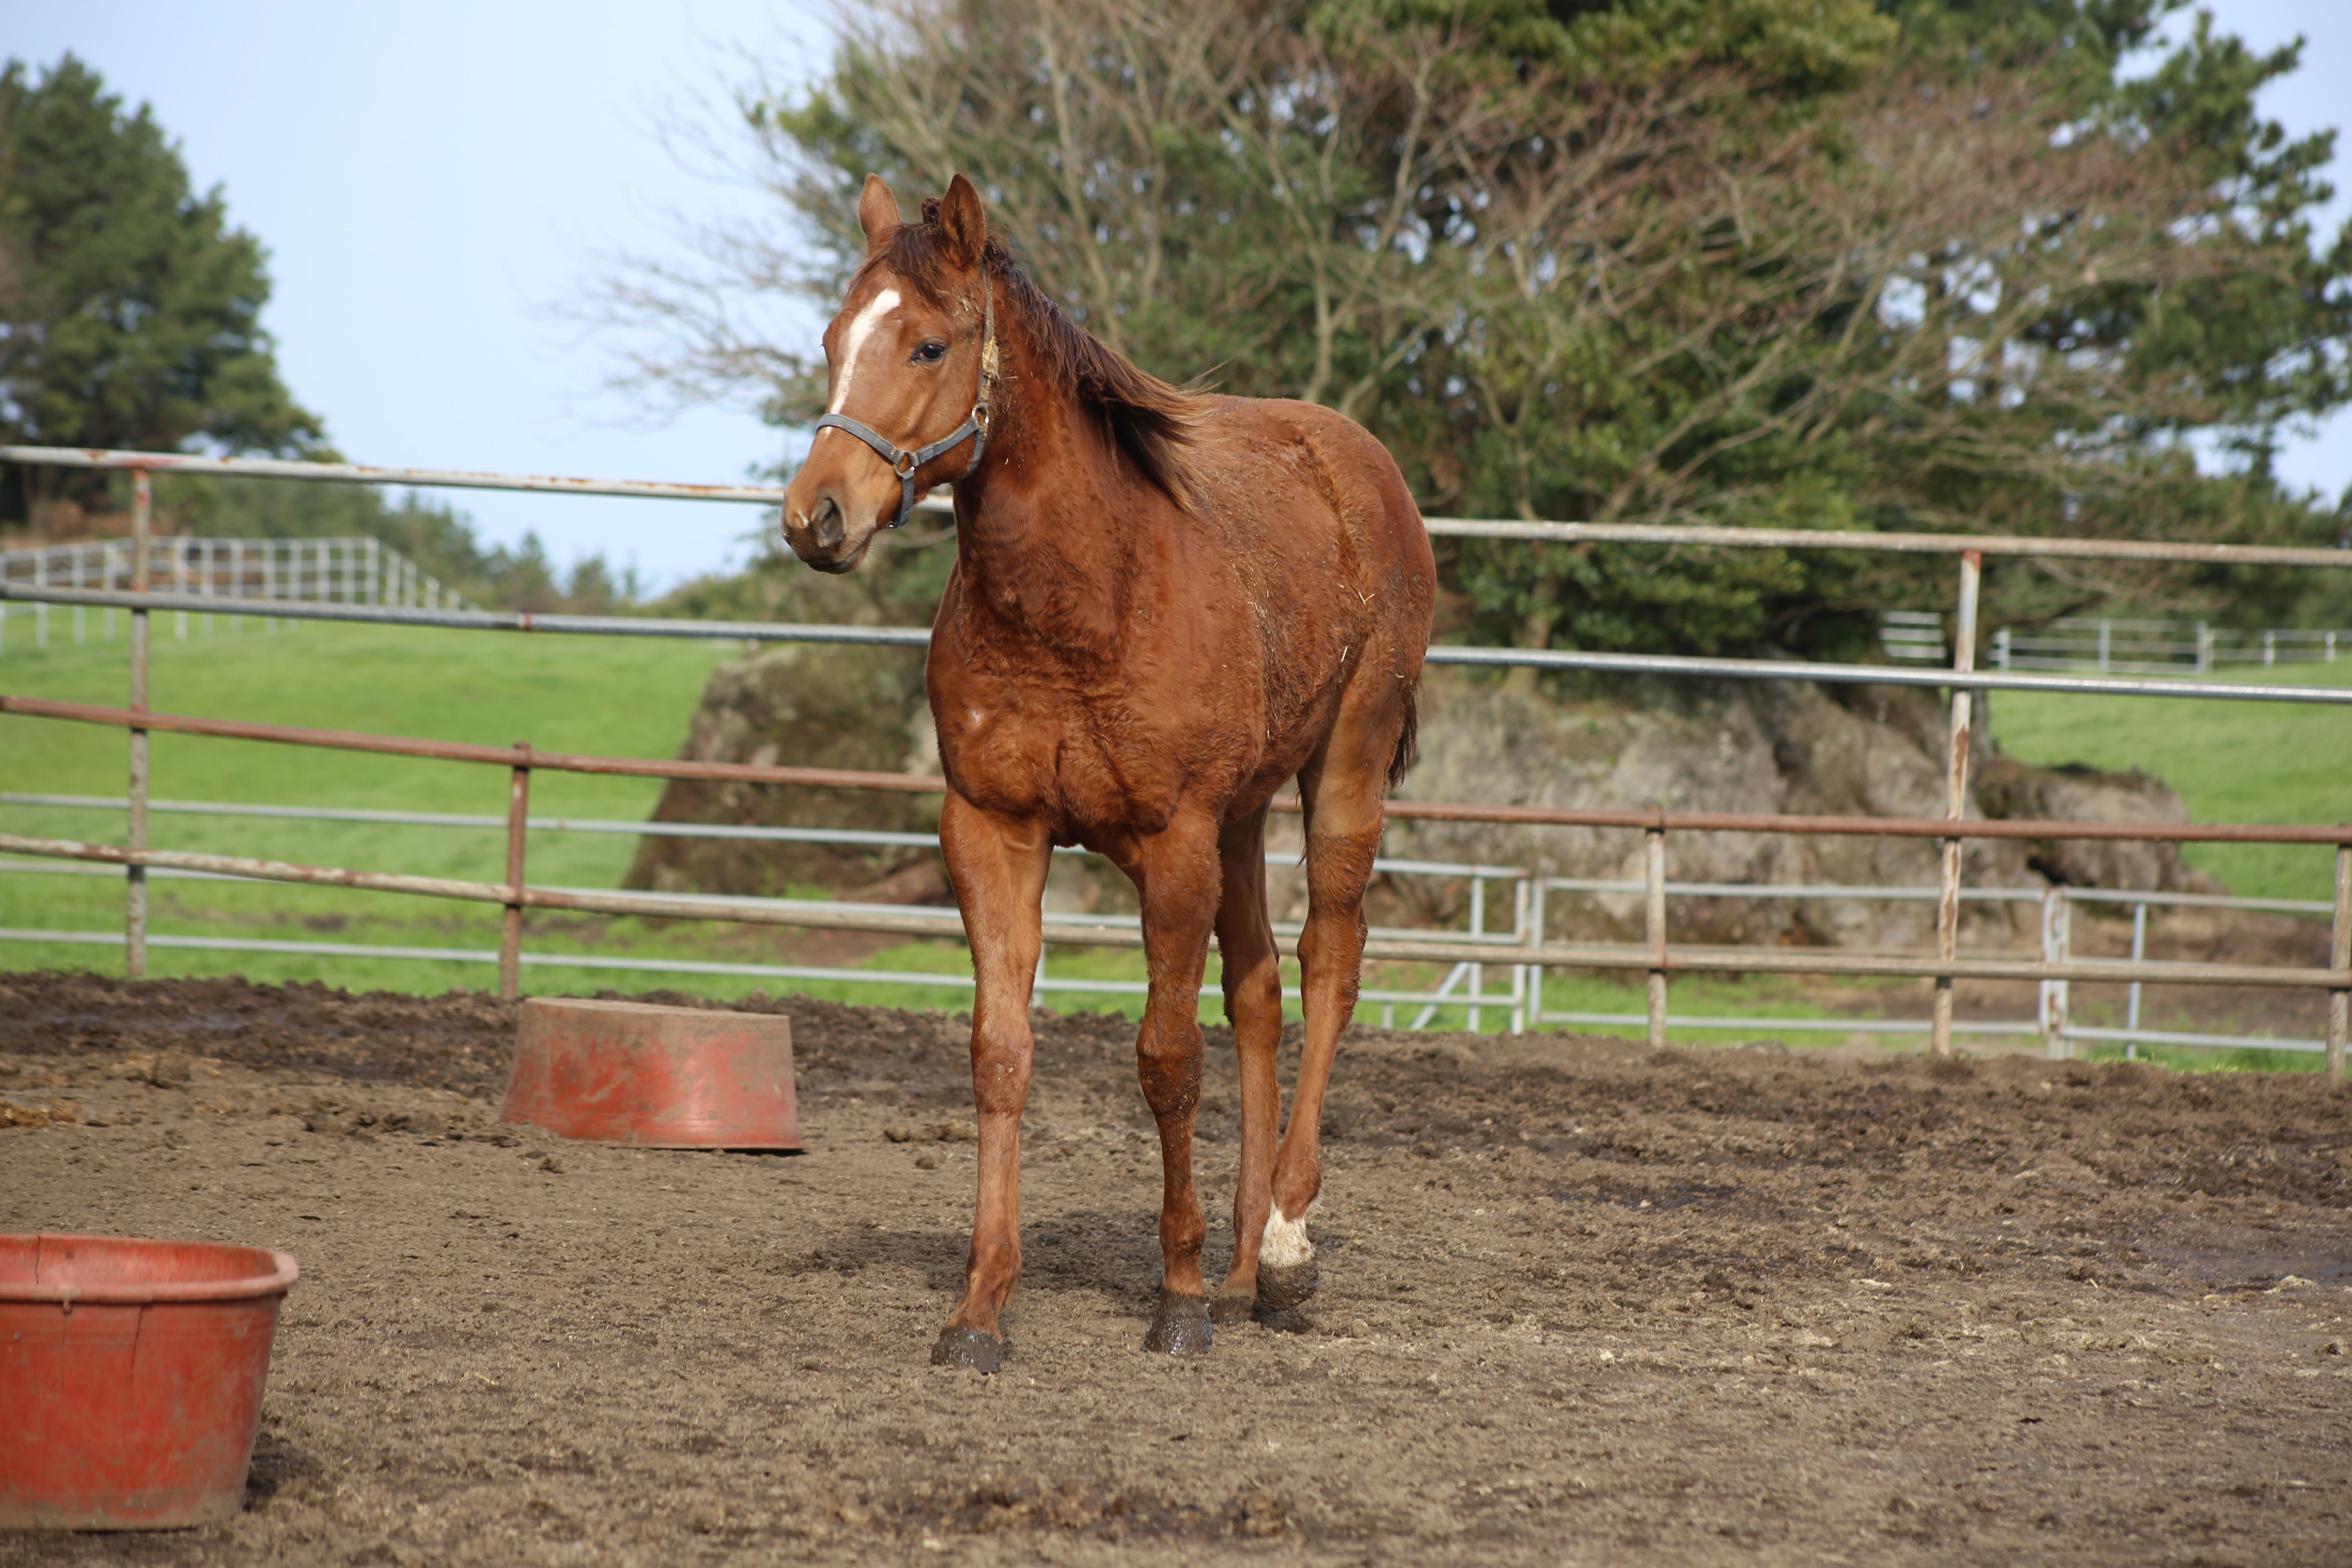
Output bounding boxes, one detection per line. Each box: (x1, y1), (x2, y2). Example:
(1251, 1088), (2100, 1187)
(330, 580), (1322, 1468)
(810, 274), (999, 530)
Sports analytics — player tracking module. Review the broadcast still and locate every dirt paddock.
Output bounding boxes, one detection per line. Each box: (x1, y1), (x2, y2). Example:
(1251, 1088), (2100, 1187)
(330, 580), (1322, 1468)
(2, 972), (2348, 1567)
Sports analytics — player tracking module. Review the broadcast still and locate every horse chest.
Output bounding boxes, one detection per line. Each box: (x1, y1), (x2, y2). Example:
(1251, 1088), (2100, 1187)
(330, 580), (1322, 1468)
(932, 684), (1192, 836)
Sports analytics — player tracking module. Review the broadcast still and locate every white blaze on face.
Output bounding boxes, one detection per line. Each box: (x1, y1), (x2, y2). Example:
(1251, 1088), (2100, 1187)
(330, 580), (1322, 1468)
(1260, 1201), (1314, 1269)
(826, 287), (903, 418)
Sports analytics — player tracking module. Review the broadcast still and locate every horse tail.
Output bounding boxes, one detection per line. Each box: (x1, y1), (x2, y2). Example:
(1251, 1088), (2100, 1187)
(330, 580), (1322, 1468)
(1387, 683), (1419, 792)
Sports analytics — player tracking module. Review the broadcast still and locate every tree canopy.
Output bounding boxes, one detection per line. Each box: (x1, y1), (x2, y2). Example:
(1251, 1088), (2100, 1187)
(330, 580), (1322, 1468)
(610, 0), (2352, 653)
(0, 53), (321, 529)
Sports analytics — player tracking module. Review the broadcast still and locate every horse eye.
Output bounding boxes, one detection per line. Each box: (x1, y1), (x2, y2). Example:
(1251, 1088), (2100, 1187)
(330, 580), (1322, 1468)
(913, 341), (947, 364)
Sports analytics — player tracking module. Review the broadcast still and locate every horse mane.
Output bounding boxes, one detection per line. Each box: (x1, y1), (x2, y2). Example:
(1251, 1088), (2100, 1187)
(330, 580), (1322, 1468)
(856, 202), (1206, 510)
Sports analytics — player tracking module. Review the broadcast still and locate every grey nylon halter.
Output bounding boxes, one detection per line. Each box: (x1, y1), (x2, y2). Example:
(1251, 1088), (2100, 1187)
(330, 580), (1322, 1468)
(810, 276), (999, 529)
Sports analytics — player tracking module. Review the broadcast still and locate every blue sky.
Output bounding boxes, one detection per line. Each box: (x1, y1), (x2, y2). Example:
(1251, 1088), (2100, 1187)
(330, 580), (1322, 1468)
(9, 0), (823, 588)
(9, 2), (2351, 589)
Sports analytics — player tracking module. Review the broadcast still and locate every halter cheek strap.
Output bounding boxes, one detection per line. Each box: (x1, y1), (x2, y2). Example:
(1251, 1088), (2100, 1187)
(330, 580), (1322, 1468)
(811, 277), (999, 530)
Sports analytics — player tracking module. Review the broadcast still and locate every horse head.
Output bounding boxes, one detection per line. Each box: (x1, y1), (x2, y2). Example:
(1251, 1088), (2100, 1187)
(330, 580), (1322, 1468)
(781, 173), (995, 573)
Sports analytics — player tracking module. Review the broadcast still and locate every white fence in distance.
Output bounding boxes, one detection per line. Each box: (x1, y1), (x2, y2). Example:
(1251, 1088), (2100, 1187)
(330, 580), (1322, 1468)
(1882, 610), (2346, 673)
(0, 536), (468, 653)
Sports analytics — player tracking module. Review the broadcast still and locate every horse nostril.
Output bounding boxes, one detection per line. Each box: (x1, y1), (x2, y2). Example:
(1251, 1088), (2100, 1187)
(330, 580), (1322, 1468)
(813, 496), (845, 550)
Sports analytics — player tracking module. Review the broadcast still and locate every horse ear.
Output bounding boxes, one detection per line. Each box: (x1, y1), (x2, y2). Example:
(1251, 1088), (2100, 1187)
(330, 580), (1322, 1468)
(937, 174), (987, 269)
(857, 174), (900, 254)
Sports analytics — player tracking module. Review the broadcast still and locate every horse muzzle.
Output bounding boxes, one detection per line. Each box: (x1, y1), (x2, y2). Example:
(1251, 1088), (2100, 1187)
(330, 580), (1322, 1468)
(780, 473), (886, 574)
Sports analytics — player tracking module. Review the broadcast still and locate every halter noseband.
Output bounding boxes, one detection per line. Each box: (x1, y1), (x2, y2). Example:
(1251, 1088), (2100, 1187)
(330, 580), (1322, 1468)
(810, 276), (999, 530)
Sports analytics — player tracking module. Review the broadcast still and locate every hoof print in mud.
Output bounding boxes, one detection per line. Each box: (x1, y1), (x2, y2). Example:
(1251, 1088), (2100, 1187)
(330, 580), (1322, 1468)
(1144, 1290), (1214, 1354)
(1256, 1256), (1320, 1312)
(931, 1327), (1004, 1374)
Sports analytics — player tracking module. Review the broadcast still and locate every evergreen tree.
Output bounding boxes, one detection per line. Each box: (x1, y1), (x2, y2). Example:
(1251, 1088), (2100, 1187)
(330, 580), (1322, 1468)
(610, 0), (2352, 651)
(0, 53), (321, 530)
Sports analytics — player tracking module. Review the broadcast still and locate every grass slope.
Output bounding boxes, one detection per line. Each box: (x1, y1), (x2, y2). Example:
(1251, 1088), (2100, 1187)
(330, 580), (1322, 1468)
(1989, 657), (2352, 904)
(1, 619), (726, 986)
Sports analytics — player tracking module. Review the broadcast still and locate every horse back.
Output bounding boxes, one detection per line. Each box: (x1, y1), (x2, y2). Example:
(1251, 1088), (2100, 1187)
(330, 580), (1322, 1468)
(1188, 395), (1434, 676)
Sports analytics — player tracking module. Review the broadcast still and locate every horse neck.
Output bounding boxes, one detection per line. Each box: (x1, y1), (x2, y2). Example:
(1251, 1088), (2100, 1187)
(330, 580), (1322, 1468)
(951, 297), (1134, 649)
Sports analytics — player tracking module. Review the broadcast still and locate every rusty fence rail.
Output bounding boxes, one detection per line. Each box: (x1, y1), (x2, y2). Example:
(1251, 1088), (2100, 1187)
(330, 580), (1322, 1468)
(2, 444), (2349, 1078)
(19, 788), (2324, 1049)
(0, 789), (1535, 1023)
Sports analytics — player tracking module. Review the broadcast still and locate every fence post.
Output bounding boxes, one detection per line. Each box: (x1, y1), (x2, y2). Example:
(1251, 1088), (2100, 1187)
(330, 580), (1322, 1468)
(1510, 876), (1530, 1034)
(2126, 901), (2147, 1062)
(1527, 875), (1548, 1032)
(499, 745), (531, 1002)
(127, 470), (152, 980)
(2196, 622), (2212, 673)
(1468, 872), (1485, 1033)
(2329, 837), (2348, 1087)
(1645, 812), (1668, 1049)
(2039, 886), (2071, 1060)
(1932, 550), (1982, 1056)
(1034, 886), (1049, 1003)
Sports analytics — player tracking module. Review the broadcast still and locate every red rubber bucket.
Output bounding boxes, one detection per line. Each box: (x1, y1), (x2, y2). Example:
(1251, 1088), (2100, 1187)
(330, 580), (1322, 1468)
(499, 997), (801, 1149)
(0, 1233), (298, 1529)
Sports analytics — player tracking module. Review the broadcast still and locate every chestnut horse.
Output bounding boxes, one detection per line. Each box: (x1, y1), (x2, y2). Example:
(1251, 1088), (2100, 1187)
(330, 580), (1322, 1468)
(782, 174), (1434, 1370)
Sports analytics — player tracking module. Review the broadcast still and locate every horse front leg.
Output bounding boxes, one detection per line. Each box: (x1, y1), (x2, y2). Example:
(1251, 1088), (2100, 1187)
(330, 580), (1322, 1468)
(932, 792), (1051, 1373)
(1121, 811), (1223, 1355)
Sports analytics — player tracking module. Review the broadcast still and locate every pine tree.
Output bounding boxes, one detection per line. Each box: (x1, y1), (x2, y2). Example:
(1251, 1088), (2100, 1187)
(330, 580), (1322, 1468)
(0, 53), (322, 531)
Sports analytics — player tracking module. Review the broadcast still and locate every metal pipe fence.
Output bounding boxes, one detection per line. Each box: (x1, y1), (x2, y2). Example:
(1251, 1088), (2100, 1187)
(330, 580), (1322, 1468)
(2, 444), (2348, 1080)
(16, 581), (2352, 708)
(0, 791), (1536, 1020)
(1, 698), (2342, 1047)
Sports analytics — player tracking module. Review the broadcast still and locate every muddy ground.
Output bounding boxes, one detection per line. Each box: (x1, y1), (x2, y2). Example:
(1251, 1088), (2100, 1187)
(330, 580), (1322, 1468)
(2, 971), (2348, 1567)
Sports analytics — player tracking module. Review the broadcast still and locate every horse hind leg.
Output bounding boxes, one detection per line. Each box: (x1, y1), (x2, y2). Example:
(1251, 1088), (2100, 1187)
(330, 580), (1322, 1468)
(1259, 703), (1400, 1313)
(1211, 806), (1283, 1326)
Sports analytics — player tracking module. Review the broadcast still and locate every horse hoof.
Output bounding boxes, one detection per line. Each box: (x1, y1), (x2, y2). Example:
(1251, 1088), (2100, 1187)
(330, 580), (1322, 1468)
(1209, 1288), (1257, 1327)
(1256, 1256), (1320, 1312)
(931, 1327), (1004, 1373)
(1143, 1289), (1214, 1355)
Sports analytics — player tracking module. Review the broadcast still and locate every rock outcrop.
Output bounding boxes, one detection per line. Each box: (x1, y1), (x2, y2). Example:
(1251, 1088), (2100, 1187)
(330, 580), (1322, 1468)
(1365, 670), (2212, 948)
(622, 643), (945, 904)
(630, 655), (2213, 948)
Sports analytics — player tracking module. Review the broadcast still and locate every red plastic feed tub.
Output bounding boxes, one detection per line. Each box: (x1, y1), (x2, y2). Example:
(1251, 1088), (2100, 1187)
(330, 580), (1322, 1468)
(499, 997), (802, 1149)
(0, 1233), (299, 1530)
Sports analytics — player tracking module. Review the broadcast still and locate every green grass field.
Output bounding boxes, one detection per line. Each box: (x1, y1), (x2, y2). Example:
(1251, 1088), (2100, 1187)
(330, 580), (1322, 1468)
(1989, 656), (2352, 904)
(2, 610), (2341, 1068)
